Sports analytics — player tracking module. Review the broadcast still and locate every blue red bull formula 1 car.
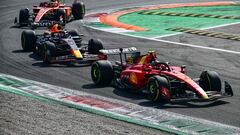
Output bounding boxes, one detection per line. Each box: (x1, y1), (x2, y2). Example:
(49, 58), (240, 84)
(14, 0), (85, 28)
(21, 24), (104, 64)
(91, 48), (233, 103)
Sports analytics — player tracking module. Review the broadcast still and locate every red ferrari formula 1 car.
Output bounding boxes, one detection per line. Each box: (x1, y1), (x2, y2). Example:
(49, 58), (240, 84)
(91, 48), (233, 103)
(14, 0), (85, 28)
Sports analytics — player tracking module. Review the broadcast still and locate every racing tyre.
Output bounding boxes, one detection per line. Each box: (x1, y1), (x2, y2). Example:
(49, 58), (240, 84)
(91, 60), (114, 86)
(147, 76), (171, 102)
(88, 39), (103, 54)
(42, 41), (56, 63)
(199, 71), (222, 92)
(56, 9), (66, 25)
(19, 8), (29, 26)
(21, 30), (36, 51)
(72, 2), (85, 20)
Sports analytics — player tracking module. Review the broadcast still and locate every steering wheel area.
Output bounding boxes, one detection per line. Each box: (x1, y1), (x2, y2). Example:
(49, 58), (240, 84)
(51, 31), (68, 38)
(48, 2), (58, 7)
(154, 62), (171, 71)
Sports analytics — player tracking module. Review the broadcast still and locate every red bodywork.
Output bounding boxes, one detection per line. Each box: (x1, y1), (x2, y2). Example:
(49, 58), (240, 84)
(32, 2), (72, 23)
(119, 53), (207, 100)
(95, 47), (233, 102)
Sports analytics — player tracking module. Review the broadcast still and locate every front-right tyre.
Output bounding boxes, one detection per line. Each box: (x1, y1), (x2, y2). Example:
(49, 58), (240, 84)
(42, 41), (56, 64)
(199, 71), (222, 92)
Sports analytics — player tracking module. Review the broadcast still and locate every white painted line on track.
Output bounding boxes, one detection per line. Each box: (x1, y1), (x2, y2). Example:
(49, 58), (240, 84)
(84, 24), (240, 55)
(83, 3), (240, 55)
(127, 110), (145, 116)
(100, 27), (135, 33)
(152, 22), (240, 39)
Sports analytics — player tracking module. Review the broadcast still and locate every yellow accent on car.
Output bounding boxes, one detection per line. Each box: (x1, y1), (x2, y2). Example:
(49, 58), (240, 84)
(129, 73), (138, 85)
(202, 94), (209, 99)
(73, 50), (82, 58)
(138, 56), (146, 64)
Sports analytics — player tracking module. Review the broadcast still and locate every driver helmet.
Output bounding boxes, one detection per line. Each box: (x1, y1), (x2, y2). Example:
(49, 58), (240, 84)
(54, 0), (61, 3)
(43, 31), (51, 36)
(126, 52), (140, 64)
(49, 0), (59, 6)
(147, 48), (157, 64)
(50, 24), (62, 33)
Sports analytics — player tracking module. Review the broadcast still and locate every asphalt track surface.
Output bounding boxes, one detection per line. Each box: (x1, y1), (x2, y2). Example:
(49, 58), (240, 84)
(0, 0), (239, 128)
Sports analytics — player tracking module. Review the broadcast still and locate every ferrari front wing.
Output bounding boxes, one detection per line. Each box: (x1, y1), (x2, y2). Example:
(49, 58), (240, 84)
(170, 81), (233, 103)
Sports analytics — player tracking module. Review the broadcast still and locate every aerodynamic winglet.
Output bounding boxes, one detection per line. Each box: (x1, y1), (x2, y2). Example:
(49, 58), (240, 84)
(225, 81), (233, 96)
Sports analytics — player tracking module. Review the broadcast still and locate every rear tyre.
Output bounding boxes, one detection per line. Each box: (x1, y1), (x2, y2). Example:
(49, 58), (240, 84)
(199, 71), (222, 92)
(72, 2), (85, 20)
(42, 41), (56, 64)
(21, 30), (36, 51)
(88, 39), (103, 54)
(91, 60), (114, 86)
(147, 76), (171, 102)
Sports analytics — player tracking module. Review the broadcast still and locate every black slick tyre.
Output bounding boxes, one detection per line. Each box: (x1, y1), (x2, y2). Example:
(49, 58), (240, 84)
(19, 8), (29, 26)
(56, 9), (66, 25)
(147, 76), (170, 102)
(21, 30), (36, 51)
(91, 60), (114, 86)
(199, 71), (222, 92)
(88, 39), (103, 54)
(42, 41), (56, 64)
(72, 2), (85, 20)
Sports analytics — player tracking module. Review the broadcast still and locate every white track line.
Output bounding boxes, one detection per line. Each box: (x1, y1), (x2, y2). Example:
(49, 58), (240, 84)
(84, 25), (240, 55)
(83, 2), (240, 55)
(1, 73), (240, 134)
(152, 22), (240, 39)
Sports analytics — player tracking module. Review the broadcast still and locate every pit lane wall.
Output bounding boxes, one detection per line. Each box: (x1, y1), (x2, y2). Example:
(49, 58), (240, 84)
(0, 73), (239, 135)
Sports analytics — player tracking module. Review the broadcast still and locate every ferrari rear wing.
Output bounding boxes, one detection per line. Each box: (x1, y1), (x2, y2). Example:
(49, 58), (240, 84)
(99, 47), (138, 55)
(99, 47), (139, 69)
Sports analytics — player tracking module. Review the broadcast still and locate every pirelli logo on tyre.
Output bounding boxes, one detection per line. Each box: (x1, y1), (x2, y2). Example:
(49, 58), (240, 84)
(166, 27), (240, 41)
(138, 11), (240, 19)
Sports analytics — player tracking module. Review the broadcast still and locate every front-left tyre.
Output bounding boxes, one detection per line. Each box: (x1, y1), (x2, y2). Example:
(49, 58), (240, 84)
(19, 8), (29, 26)
(147, 75), (171, 102)
(21, 30), (36, 51)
